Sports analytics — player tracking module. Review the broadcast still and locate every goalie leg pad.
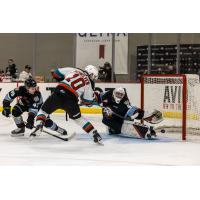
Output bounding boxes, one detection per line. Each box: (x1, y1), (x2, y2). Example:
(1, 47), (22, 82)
(121, 121), (154, 139)
(132, 123), (148, 138)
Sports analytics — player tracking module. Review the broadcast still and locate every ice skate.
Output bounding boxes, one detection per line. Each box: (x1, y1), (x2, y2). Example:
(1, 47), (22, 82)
(92, 130), (103, 145)
(56, 127), (67, 136)
(146, 127), (157, 140)
(11, 127), (25, 137)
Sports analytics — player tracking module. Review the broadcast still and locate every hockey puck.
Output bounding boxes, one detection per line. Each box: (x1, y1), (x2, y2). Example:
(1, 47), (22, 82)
(161, 129), (165, 133)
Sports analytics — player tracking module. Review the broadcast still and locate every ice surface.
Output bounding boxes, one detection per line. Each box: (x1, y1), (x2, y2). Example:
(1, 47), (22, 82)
(0, 113), (200, 166)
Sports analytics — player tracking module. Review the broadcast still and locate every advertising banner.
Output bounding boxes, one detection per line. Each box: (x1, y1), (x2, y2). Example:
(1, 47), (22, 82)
(76, 33), (128, 74)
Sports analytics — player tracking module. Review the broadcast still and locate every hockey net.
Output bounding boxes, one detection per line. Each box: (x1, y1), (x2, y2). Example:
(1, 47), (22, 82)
(141, 74), (200, 141)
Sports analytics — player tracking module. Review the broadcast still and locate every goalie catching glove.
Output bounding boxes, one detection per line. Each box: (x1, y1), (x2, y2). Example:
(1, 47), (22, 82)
(143, 109), (163, 124)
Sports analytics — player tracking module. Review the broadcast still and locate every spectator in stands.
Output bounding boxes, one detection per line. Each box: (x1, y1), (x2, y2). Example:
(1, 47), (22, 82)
(19, 65), (32, 82)
(167, 65), (176, 74)
(99, 62), (112, 82)
(0, 70), (5, 82)
(5, 59), (18, 79)
(157, 67), (166, 74)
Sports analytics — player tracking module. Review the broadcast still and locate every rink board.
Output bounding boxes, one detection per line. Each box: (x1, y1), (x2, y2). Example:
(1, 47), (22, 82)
(0, 82), (140, 114)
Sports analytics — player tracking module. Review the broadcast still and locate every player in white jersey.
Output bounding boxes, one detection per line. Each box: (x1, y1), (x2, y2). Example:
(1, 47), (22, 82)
(31, 65), (102, 144)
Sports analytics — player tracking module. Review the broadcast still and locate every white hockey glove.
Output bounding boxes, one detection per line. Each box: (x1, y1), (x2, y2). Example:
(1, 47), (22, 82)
(103, 107), (113, 118)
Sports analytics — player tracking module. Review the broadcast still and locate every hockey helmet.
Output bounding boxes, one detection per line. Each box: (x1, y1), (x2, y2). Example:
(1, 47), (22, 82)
(85, 65), (99, 80)
(25, 78), (37, 88)
(113, 87), (125, 104)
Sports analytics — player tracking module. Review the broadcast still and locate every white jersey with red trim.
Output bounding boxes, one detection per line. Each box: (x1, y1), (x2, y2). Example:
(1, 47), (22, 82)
(57, 67), (76, 76)
(57, 67), (95, 104)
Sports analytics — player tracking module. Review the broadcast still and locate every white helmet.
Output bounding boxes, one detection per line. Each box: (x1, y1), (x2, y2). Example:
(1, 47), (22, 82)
(113, 87), (125, 104)
(85, 65), (99, 80)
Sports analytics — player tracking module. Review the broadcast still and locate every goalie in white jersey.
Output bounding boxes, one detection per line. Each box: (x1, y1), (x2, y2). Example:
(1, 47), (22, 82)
(31, 65), (102, 144)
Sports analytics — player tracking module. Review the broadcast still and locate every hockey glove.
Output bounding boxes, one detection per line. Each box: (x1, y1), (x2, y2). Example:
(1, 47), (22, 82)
(103, 107), (113, 118)
(126, 107), (144, 121)
(26, 121), (34, 129)
(2, 106), (11, 117)
(26, 112), (35, 129)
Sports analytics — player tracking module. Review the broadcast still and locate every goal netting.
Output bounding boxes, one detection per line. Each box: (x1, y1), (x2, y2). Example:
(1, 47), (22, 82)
(141, 74), (200, 140)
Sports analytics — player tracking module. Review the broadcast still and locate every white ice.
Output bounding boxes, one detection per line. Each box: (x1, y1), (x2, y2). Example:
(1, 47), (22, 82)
(0, 113), (200, 166)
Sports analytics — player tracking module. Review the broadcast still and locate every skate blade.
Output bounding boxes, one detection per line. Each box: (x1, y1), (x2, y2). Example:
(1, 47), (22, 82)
(66, 132), (76, 140)
(29, 135), (35, 141)
(29, 133), (37, 140)
(96, 141), (104, 146)
(11, 133), (24, 137)
(29, 131), (42, 140)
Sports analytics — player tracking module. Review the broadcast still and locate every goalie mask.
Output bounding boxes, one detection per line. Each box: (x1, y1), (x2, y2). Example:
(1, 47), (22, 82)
(85, 65), (99, 81)
(113, 87), (125, 104)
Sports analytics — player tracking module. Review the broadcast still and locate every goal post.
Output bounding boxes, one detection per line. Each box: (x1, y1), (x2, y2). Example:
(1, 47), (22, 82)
(140, 74), (200, 141)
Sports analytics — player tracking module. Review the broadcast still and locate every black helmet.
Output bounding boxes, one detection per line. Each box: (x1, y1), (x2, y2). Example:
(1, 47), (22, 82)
(25, 78), (37, 88)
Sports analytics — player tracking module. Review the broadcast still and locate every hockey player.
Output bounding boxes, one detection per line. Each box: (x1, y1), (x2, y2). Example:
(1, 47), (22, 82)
(97, 87), (159, 139)
(31, 65), (102, 144)
(2, 78), (67, 137)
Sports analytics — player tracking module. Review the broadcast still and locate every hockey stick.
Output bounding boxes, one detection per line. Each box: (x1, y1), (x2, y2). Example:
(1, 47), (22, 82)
(103, 107), (163, 124)
(30, 126), (76, 141)
(42, 129), (76, 141)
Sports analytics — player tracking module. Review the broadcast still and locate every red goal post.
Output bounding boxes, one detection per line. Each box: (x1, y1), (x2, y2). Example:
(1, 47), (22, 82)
(141, 74), (188, 140)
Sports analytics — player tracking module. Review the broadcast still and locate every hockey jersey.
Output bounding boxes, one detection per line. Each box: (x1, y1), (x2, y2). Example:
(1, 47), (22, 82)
(101, 90), (131, 117)
(52, 67), (95, 105)
(3, 86), (43, 114)
(101, 90), (143, 120)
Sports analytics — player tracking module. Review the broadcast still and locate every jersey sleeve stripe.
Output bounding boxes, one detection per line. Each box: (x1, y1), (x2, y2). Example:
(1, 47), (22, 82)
(52, 69), (65, 79)
(82, 98), (93, 102)
(81, 97), (94, 105)
(4, 93), (12, 101)
(36, 114), (47, 121)
(82, 101), (93, 105)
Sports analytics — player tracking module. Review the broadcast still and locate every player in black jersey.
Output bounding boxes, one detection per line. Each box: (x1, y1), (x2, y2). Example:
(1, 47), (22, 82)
(96, 87), (144, 134)
(2, 78), (67, 137)
(95, 87), (161, 139)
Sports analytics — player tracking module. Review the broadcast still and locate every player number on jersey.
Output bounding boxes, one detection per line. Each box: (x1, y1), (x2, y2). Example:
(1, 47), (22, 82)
(66, 72), (89, 90)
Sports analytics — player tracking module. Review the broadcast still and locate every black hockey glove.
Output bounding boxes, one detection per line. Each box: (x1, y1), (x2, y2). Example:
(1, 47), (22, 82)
(26, 112), (35, 129)
(2, 106), (11, 117)
(26, 121), (34, 129)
